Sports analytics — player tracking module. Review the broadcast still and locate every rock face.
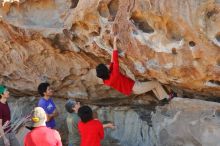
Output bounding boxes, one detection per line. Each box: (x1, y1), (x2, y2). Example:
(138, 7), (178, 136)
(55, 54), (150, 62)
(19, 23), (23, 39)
(2, 1), (220, 145)
(151, 98), (220, 146)
(11, 97), (220, 146)
(0, 0), (219, 99)
(98, 98), (220, 146)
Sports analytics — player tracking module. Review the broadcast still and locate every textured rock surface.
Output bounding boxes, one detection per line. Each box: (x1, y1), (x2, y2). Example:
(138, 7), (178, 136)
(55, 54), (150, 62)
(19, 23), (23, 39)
(152, 98), (220, 146)
(98, 98), (220, 146)
(0, 0), (219, 99)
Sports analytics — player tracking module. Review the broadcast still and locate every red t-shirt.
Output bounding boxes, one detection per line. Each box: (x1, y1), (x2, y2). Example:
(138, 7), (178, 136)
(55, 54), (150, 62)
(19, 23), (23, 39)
(24, 126), (62, 146)
(104, 50), (135, 95)
(0, 102), (11, 132)
(78, 119), (104, 146)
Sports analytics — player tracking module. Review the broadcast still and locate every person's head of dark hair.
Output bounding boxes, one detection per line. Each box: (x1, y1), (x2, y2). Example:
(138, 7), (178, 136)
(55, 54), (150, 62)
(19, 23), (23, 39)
(78, 106), (93, 123)
(38, 83), (50, 97)
(96, 63), (110, 80)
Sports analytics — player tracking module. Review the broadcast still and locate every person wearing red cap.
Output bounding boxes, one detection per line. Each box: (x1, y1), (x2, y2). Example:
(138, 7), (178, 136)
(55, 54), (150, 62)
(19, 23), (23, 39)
(0, 85), (20, 146)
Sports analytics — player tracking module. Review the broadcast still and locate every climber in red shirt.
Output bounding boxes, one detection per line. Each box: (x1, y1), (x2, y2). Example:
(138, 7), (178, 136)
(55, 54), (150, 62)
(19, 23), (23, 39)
(96, 36), (176, 104)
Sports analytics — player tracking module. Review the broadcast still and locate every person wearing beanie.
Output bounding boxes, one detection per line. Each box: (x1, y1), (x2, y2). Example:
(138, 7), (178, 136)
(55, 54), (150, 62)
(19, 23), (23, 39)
(96, 36), (176, 105)
(24, 107), (62, 146)
(37, 82), (59, 129)
(65, 99), (81, 146)
(0, 85), (20, 146)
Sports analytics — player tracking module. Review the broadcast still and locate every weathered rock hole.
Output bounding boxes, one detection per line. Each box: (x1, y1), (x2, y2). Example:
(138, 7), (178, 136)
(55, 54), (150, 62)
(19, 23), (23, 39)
(105, 30), (111, 34)
(89, 27), (101, 37)
(169, 33), (182, 41)
(52, 34), (60, 47)
(206, 9), (218, 18)
(166, 21), (183, 41)
(51, 34), (67, 52)
(71, 22), (89, 31)
(108, 0), (119, 18)
(215, 33), (220, 42)
(208, 80), (220, 86)
(189, 41), (196, 47)
(98, 1), (109, 18)
(172, 48), (177, 55)
(72, 35), (88, 45)
(89, 31), (100, 37)
(130, 12), (154, 33)
(63, 29), (72, 39)
(138, 22), (154, 33)
(70, 0), (79, 9)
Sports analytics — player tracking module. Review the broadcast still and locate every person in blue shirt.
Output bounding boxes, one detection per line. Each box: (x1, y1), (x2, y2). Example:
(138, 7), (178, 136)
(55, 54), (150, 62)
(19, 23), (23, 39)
(37, 83), (59, 129)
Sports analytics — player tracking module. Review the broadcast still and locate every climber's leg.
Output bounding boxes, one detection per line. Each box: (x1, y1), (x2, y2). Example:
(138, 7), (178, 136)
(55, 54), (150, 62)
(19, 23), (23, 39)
(132, 81), (169, 100)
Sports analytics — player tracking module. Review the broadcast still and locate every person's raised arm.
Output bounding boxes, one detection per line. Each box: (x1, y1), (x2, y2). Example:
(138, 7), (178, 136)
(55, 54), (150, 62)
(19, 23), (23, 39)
(113, 36), (118, 51)
(111, 36), (118, 62)
(111, 36), (119, 73)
